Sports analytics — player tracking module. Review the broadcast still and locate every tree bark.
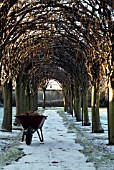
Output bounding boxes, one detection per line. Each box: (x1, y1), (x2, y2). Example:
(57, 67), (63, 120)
(63, 88), (68, 112)
(91, 84), (104, 133)
(2, 80), (12, 131)
(29, 87), (38, 112)
(69, 86), (73, 116)
(14, 76), (26, 125)
(74, 86), (82, 121)
(34, 89), (38, 111)
(64, 94), (68, 112)
(83, 89), (90, 126)
(16, 76), (25, 116)
(108, 74), (114, 144)
(42, 87), (46, 109)
(106, 5), (113, 144)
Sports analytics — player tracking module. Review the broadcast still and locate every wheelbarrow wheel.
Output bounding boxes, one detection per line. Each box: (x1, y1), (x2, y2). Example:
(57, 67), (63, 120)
(26, 134), (32, 145)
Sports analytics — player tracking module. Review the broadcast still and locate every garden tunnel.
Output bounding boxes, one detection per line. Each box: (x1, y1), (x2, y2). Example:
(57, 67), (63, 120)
(0, 0), (114, 144)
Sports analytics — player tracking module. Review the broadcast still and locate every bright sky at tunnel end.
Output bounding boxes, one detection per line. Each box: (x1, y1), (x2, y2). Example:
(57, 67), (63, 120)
(46, 80), (62, 90)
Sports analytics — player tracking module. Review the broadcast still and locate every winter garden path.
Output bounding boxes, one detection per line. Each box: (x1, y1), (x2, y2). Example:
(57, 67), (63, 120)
(2, 109), (95, 170)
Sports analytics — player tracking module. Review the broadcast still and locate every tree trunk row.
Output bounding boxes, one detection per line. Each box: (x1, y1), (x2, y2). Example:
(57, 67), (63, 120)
(62, 80), (104, 133)
(2, 77), (38, 131)
(2, 72), (114, 145)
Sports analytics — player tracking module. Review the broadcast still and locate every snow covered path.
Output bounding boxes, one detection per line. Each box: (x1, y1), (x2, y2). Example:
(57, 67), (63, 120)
(2, 110), (95, 170)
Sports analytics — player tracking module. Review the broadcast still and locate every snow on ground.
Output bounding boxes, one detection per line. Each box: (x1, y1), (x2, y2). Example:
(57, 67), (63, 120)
(1, 109), (95, 170)
(1, 107), (114, 169)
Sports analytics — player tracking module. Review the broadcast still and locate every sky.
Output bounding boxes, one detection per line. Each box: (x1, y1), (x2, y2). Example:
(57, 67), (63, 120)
(46, 79), (62, 90)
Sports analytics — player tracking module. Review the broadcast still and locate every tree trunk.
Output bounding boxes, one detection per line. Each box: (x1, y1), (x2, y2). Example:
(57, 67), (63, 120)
(34, 89), (38, 111)
(29, 92), (34, 111)
(108, 75), (114, 144)
(83, 89), (90, 126)
(14, 76), (26, 125)
(26, 84), (38, 112)
(74, 86), (82, 121)
(63, 88), (68, 112)
(16, 77), (25, 115)
(25, 84), (30, 111)
(69, 86), (73, 116)
(91, 84), (104, 133)
(22, 84), (27, 113)
(64, 94), (68, 112)
(42, 88), (46, 109)
(29, 87), (38, 112)
(2, 80), (12, 131)
(105, 8), (113, 144)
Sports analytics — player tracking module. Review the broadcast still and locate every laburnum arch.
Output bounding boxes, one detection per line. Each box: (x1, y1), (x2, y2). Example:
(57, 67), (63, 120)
(0, 0), (114, 144)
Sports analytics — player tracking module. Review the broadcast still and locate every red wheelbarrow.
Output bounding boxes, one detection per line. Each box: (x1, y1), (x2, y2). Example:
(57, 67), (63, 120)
(15, 115), (47, 145)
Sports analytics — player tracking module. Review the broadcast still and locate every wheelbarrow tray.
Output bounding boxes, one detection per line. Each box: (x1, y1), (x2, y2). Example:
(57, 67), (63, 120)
(15, 115), (47, 130)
